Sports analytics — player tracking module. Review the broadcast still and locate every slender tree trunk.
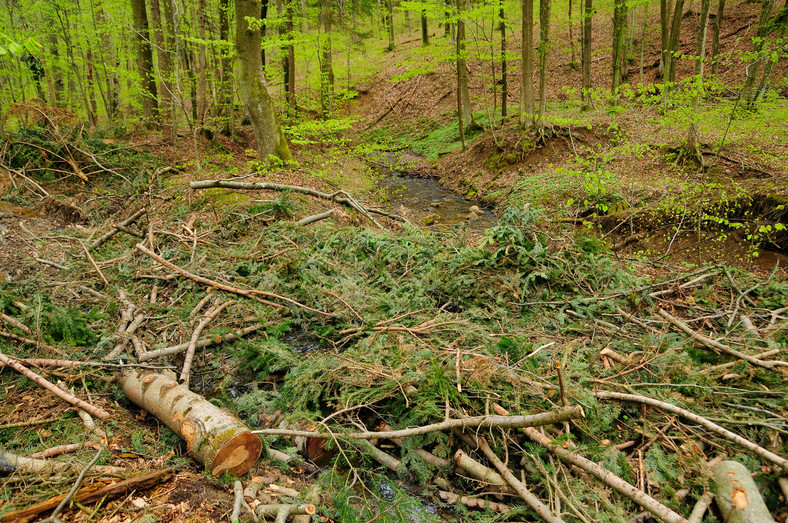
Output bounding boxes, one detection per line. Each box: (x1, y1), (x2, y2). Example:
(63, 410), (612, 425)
(665, 0), (685, 85)
(639, 1), (649, 84)
(85, 46), (99, 126)
(753, 0), (788, 102)
(660, 0), (672, 77)
(500, 0), (507, 118)
(286, 1), (296, 117)
(686, 0), (711, 153)
(457, 0), (466, 148)
(457, 0), (473, 128)
(612, 0), (626, 92)
(219, 0), (235, 136)
(131, 0), (158, 121)
(581, 0), (592, 109)
(149, 0), (174, 142)
(743, 0), (776, 105)
(520, 0), (535, 125)
(569, 0), (576, 67)
(710, 0), (725, 76)
(260, 0), (269, 67)
(196, 0), (209, 127)
(320, 0), (335, 118)
(386, 0), (395, 50)
(93, 3), (118, 120)
(536, 0), (550, 126)
(422, 9), (429, 45)
(235, 0), (292, 161)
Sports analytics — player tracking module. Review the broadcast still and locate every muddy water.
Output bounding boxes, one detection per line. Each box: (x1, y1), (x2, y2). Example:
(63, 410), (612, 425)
(381, 173), (497, 234)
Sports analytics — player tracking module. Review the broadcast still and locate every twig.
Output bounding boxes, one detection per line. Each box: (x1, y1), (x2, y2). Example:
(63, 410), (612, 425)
(79, 241), (109, 286)
(46, 447), (104, 523)
(492, 404), (687, 523)
(180, 300), (234, 385)
(658, 309), (784, 370)
(595, 391), (788, 474)
(296, 209), (335, 226)
(251, 405), (585, 440)
(136, 243), (334, 317)
(436, 490), (511, 513)
(30, 443), (87, 459)
(0, 417), (61, 430)
(138, 323), (263, 362)
(90, 208), (146, 250)
(686, 492), (714, 523)
(0, 312), (31, 334)
(0, 351), (110, 419)
(16, 358), (174, 370)
(36, 258), (70, 271)
(231, 480), (244, 523)
(355, 439), (401, 471)
(255, 504), (316, 523)
(455, 430), (564, 523)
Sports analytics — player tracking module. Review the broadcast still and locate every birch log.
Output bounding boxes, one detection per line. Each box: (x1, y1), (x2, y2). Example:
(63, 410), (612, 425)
(118, 369), (261, 476)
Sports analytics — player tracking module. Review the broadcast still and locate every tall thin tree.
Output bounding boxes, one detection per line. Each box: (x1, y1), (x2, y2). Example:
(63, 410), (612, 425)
(520, 0), (535, 126)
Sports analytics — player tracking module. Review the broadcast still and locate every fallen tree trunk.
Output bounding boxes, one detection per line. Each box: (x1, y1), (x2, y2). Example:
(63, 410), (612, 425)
(189, 179), (408, 227)
(118, 369), (261, 476)
(712, 460), (776, 523)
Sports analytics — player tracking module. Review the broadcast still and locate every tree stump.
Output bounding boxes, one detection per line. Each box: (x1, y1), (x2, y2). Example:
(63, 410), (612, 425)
(118, 369), (261, 476)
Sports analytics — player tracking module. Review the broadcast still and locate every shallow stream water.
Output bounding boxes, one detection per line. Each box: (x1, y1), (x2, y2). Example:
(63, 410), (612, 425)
(380, 173), (497, 234)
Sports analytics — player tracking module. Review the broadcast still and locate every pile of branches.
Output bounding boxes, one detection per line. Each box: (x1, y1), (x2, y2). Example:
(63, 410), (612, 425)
(0, 176), (786, 522)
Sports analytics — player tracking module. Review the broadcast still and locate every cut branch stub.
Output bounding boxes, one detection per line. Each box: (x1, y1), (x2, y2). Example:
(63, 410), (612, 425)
(118, 369), (261, 476)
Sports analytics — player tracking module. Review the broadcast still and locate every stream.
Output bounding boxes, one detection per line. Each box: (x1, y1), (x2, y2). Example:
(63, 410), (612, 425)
(380, 173), (497, 234)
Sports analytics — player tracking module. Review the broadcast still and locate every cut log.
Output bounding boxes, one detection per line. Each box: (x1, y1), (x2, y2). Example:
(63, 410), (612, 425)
(712, 460), (776, 523)
(118, 369), (261, 476)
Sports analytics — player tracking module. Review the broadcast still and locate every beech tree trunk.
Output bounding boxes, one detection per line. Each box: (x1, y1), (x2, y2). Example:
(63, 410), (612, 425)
(422, 9), (429, 46)
(236, 0), (292, 161)
(581, 0), (592, 109)
(686, 0), (711, 152)
(520, 0), (535, 125)
(119, 370), (262, 477)
(665, 0), (685, 85)
(386, 0), (395, 50)
(219, 0), (234, 135)
(710, 0), (725, 76)
(457, 0), (474, 129)
(612, 0), (627, 93)
(320, 0), (335, 118)
(149, 0), (174, 141)
(536, 0), (550, 125)
(660, 0), (671, 77)
(500, 0), (507, 118)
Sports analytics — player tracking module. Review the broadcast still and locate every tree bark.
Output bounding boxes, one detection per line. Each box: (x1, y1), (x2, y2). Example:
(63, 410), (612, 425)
(520, 0), (535, 125)
(149, 0), (174, 141)
(686, 0), (711, 153)
(536, 0), (550, 125)
(457, 0), (473, 130)
(612, 0), (627, 92)
(710, 0), (725, 76)
(422, 9), (429, 46)
(581, 0), (592, 109)
(660, 0), (672, 77)
(196, 0), (209, 127)
(219, 0), (234, 136)
(386, 0), (395, 50)
(665, 0), (685, 85)
(320, 0), (335, 118)
(235, 0), (292, 161)
(742, 0), (776, 104)
(119, 370), (262, 476)
(285, 1), (296, 118)
(500, 0), (507, 118)
(753, 0), (788, 103)
(712, 461), (776, 523)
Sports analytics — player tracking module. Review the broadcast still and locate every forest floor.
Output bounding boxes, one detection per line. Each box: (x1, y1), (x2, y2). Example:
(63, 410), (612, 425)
(1, 3), (788, 523)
